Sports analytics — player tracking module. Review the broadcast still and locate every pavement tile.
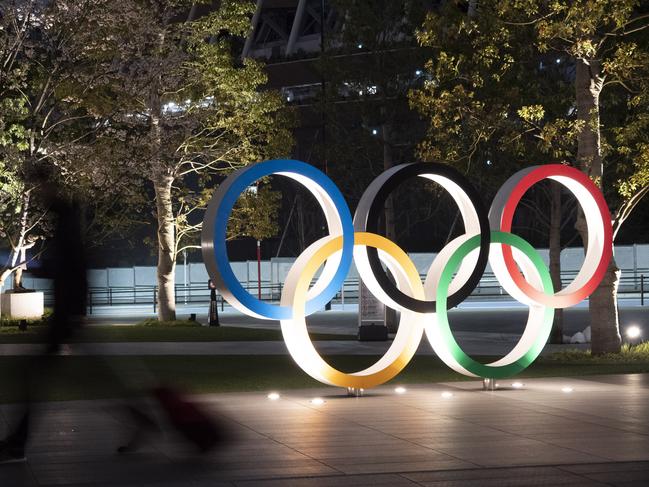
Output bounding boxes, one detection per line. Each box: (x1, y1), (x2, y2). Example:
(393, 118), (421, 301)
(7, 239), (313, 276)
(1, 375), (649, 485)
(581, 469), (649, 484)
(558, 461), (649, 474)
(232, 473), (417, 486)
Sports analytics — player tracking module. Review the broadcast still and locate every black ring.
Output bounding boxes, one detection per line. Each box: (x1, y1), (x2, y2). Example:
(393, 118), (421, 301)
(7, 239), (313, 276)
(353, 162), (491, 313)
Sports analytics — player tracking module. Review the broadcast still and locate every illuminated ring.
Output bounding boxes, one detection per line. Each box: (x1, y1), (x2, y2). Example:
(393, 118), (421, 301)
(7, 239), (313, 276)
(489, 165), (613, 308)
(426, 231), (554, 379)
(354, 162), (490, 313)
(280, 232), (425, 389)
(201, 159), (354, 320)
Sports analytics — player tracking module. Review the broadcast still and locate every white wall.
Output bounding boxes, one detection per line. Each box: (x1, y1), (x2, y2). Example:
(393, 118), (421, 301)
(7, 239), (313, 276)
(8, 243), (649, 292)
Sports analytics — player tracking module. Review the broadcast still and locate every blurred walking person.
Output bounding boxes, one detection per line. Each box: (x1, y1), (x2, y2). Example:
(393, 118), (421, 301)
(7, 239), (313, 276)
(0, 180), (87, 464)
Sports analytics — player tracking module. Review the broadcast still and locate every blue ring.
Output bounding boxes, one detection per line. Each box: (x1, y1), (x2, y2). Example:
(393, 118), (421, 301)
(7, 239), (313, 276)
(213, 159), (354, 320)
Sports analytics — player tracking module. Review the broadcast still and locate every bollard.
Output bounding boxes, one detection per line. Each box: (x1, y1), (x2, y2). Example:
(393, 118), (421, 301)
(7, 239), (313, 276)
(641, 274), (645, 306)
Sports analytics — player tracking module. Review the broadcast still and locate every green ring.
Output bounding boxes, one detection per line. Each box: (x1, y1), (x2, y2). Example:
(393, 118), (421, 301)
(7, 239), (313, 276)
(436, 231), (554, 379)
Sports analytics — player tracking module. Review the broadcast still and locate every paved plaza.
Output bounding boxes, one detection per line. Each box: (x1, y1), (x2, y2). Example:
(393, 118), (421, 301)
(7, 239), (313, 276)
(1, 306), (647, 485)
(2, 374), (649, 486)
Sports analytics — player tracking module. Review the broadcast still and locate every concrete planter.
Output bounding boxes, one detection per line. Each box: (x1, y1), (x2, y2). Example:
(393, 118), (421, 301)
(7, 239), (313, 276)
(1, 291), (44, 319)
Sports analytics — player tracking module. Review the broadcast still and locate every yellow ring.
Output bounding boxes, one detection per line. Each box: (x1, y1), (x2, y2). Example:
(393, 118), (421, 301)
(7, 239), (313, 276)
(280, 232), (425, 389)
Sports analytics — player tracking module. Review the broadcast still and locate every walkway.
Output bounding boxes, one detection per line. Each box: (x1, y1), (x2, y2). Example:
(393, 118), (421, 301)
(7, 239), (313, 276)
(1, 374), (649, 486)
(0, 333), (588, 357)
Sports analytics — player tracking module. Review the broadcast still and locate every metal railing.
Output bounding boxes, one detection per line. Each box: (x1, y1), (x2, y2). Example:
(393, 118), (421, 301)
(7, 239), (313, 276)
(63, 270), (649, 314)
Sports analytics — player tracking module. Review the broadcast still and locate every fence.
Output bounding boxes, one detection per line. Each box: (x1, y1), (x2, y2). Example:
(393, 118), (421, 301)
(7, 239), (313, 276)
(9, 242), (649, 313)
(67, 270), (648, 313)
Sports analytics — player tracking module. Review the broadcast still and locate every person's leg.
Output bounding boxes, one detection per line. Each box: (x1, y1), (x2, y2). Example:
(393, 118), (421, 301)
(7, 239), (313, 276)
(1, 317), (67, 464)
(0, 357), (34, 463)
(4, 411), (28, 444)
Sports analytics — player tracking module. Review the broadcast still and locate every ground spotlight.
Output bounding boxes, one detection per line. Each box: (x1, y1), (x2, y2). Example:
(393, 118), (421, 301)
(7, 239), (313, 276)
(267, 392), (280, 401)
(561, 387), (574, 393)
(441, 391), (453, 398)
(511, 382), (524, 389)
(394, 386), (407, 394)
(310, 397), (325, 405)
(626, 325), (641, 340)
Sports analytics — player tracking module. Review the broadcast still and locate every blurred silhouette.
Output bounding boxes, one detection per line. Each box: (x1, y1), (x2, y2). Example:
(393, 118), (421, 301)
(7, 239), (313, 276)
(0, 176), (232, 465)
(0, 181), (87, 463)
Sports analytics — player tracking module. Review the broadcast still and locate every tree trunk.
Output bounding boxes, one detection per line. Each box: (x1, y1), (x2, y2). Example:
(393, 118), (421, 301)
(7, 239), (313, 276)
(0, 268), (12, 292)
(590, 257), (621, 354)
(10, 190), (31, 290)
(382, 120), (396, 241)
(296, 194), (305, 253)
(575, 58), (621, 353)
(468, 0), (478, 18)
(549, 183), (563, 343)
(147, 47), (177, 322)
(154, 173), (177, 321)
(381, 115), (398, 332)
(12, 249), (25, 290)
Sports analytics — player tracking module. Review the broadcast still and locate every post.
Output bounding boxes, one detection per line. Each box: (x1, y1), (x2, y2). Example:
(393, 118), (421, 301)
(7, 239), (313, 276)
(633, 244), (638, 288)
(257, 240), (262, 300)
(641, 274), (645, 306)
(153, 287), (157, 314)
(183, 248), (188, 305)
(208, 279), (220, 327)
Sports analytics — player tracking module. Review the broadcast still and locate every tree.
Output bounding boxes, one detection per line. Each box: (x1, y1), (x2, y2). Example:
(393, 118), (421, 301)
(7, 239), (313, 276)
(321, 0), (431, 241)
(0, 0), (146, 291)
(530, 0), (649, 353)
(410, 0), (577, 342)
(80, 0), (293, 320)
(411, 0), (649, 353)
(1, 0), (43, 289)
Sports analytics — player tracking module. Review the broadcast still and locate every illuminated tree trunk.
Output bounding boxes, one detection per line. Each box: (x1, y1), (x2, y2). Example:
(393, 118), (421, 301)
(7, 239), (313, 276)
(0, 191), (32, 291)
(575, 58), (621, 354)
(150, 77), (176, 321)
(154, 173), (177, 321)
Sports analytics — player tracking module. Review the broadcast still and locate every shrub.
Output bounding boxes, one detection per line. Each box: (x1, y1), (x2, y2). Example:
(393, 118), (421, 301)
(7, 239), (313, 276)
(136, 318), (201, 327)
(546, 342), (649, 363)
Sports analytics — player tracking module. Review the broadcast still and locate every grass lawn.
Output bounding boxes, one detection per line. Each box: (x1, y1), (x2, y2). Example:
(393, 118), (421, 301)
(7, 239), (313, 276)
(1, 353), (648, 403)
(0, 324), (353, 343)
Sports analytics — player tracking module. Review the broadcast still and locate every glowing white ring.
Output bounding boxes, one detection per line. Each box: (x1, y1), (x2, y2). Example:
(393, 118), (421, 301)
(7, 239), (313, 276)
(280, 232), (425, 389)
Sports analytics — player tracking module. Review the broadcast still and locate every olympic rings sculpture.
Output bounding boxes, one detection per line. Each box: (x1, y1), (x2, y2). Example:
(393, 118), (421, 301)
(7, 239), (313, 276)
(201, 160), (612, 388)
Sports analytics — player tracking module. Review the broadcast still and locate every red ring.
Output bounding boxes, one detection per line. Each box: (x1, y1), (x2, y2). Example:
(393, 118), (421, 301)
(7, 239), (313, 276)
(499, 165), (613, 308)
